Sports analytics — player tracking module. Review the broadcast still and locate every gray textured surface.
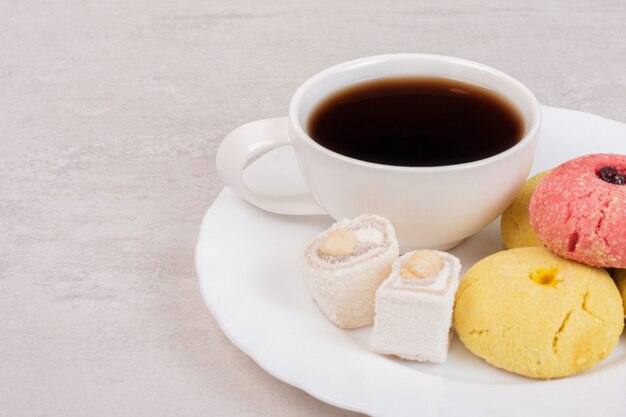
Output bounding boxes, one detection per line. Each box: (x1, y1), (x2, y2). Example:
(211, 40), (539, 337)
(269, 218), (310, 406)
(1, 1), (625, 416)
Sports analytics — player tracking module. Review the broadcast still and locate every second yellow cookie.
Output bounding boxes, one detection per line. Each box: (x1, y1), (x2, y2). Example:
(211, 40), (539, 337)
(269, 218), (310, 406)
(454, 247), (623, 379)
(500, 171), (549, 249)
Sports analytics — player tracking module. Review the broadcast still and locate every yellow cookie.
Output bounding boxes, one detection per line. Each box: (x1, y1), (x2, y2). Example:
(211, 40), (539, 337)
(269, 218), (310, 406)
(500, 171), (549, 249)
(611, 269), (626, 317)
(454, 247), (623, 379)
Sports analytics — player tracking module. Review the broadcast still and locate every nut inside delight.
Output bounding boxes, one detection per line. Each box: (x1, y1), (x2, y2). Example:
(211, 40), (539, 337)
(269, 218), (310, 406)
(400, 250), (444, 280)
(320, 228), (357, 257)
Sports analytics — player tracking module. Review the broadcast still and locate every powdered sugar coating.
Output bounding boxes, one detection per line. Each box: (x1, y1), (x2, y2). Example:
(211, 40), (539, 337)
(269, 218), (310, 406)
(529, 153), (626, 268)
(302, 214), (399, 329)
(370, 250), (461, 363)
(353, 226), (384, 244)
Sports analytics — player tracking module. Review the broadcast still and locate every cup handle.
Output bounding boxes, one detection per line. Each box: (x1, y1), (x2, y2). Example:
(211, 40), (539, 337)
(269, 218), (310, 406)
(216, 117), (326, 215)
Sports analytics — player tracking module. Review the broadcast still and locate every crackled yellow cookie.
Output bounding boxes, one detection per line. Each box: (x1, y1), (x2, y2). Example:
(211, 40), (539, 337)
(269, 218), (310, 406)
(454, 247), (623, 379)
(611, 269), (626, 317)
(500, 171), (549, 249)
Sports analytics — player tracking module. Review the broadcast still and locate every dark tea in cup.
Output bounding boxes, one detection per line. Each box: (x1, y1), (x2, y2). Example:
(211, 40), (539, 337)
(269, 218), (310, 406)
(307, 77), (523, 167)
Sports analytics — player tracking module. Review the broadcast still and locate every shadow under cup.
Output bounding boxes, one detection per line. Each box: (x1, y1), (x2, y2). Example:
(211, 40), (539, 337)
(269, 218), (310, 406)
(288, 54), (541, 250)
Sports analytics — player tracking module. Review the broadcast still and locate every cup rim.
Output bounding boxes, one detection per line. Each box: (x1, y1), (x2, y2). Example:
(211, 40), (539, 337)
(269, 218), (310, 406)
(288, 53), (542, 172)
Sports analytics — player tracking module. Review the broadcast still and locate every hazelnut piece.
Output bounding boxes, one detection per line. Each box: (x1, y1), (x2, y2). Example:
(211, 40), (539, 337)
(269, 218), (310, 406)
(400, 250), (443, 280)
(320, 228), (357, 257)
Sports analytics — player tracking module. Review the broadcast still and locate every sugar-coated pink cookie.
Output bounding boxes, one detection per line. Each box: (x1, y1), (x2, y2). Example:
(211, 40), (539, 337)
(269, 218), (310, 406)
(529, 153), (626, 268)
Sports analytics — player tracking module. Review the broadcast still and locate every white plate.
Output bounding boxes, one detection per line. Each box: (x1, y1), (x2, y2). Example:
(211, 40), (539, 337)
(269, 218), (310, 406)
(196, 106), (626, 417)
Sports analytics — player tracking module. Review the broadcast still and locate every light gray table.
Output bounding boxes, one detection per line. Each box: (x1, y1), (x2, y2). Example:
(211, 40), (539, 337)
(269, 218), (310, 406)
(2, 1), (625, 415)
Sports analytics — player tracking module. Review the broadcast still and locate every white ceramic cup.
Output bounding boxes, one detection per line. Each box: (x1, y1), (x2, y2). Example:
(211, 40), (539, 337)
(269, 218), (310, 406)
(217, 54), (541, 250)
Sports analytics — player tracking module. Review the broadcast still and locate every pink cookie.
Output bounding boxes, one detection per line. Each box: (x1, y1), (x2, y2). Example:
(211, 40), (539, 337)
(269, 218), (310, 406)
(529, 153), (626, 268)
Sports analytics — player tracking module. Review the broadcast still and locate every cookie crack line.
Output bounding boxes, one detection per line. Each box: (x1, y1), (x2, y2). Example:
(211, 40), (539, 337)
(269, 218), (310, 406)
(454, 275), (488, 303)
(564, 199), (572, 224)
(564, 197), (577, 252)
(581, 289), (604, 323)
(468, 329), (490, 336)
(552, 310), (573, 353)
(594, 199), (610, 235)
(565, 189), (595, 236)
(568, 232), (579, 253)
(466, 325), (514, 337)
(592, 198), (612, 254)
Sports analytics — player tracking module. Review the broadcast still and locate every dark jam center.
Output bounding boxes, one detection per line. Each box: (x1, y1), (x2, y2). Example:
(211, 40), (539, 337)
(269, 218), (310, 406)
(598, 166), (626, 185)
